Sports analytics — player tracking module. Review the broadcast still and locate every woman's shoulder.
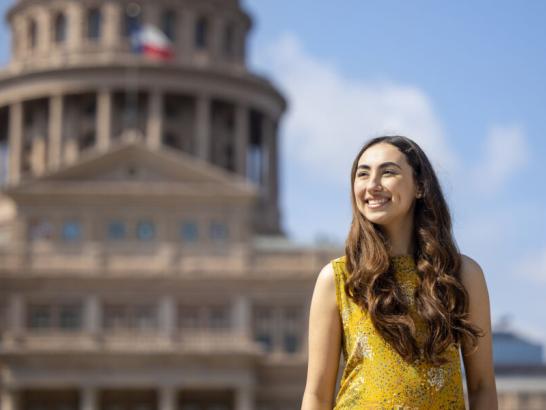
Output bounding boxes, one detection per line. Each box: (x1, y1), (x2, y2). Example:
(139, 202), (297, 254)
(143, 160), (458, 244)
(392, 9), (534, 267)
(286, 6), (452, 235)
(458, 253), (487, 292)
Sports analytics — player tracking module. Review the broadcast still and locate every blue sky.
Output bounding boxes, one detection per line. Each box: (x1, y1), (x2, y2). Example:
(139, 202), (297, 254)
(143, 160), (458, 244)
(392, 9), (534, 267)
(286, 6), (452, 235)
(1, 0), (545, 356)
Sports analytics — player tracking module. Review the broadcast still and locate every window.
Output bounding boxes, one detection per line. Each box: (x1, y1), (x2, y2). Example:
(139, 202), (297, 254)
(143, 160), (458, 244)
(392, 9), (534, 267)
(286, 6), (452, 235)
(223, 23), (235, 57)
(122, 4), (142, 38)
(59, 304), (82, 330)
(27, 303), (82, 331)
(28, 304), (52, 329)
(136, 220), (155, 240)
(180, 221), (198, 242)
(108, 221), (126, 240)
(161, 9), (176, 41)
(103, 303), (158, 331)
(178, 305), (200, 329)
(62, 220), (81, 241)
(253, 306), (275, 352)
(255, 333), (273, 352)
(209, 306), (229, 329)
(53, 12), (67, 44)
(132, 304), (157, 331)
(28, 217), (54, 240)
(87, 8), (101, 40)
(28, 19), (37, 49)
(283, 333), (299, 353)
(194, 17), (208, 49)
(210, 221), (228, 241)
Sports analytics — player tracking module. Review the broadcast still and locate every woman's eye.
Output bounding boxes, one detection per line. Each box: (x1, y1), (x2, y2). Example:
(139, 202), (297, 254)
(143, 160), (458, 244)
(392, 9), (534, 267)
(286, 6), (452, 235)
(357, 170), (395, 177)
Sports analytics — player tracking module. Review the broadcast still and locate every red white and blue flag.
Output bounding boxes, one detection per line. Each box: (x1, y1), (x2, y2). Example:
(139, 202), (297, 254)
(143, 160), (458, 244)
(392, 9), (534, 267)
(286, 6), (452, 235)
(131, 24), (174, 61)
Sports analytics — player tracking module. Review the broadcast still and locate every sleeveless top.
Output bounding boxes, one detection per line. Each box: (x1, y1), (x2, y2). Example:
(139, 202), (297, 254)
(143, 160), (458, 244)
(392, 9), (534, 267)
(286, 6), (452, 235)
(332, 255), (466, 410)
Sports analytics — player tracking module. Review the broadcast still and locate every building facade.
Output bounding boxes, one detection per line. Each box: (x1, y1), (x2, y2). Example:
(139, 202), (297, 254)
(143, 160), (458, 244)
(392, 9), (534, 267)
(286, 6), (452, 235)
(0, 1), (341, 409)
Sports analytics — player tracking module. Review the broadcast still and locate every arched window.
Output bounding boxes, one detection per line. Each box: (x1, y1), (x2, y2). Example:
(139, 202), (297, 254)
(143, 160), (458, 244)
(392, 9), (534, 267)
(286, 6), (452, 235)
(87, 8), (101, 40)
(161, 9), (176, 41)
(195, 16), (208, 50)
(53, 12), (67, 44)
(122, 3), (142, 38)
(28, 19), (37, 49)
(223, 22), (236, 58)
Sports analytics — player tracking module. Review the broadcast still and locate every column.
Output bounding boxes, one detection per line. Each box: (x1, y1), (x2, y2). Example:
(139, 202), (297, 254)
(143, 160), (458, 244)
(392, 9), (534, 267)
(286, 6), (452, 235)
(48, 94), (63, 171)
(159, 295), (175, 341)
(96, 89), (112, 151)
(31, 136), (46, 175)
(235, 386), (254, 410)
(8, 101), (22, 185)
(234, 104), (248, 177)
(38, 9), (51, 55)
(67, 2), (83, 51)
(159, 386), (176, 410)
(233, 295), (251, 340)
(261, 115), (276, 200)
(80, 386), (98, 410)
(10, 293), (24, 340)
(103, 2), (121, 50)
(195, 95), (210, 161)
(180, 10), (195, 63)
(210, 16), (223, 63)
(85, 295), (100, 338)
(147, 90), (163, 150)
(0, 388), (17, 410)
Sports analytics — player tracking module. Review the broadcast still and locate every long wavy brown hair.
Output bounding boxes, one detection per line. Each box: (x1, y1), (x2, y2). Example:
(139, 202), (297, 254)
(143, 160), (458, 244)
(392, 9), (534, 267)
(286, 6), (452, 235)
(344, 135), (484, 366)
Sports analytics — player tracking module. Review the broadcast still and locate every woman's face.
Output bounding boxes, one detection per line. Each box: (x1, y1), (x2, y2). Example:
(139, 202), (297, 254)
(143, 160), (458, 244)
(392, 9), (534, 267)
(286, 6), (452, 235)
(353, 143), (420, 229)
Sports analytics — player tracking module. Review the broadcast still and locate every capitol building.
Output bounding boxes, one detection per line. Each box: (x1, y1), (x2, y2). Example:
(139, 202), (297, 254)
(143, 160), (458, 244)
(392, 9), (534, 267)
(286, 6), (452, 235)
(1, 1), (546, 410)
(0, 0), (340, 409)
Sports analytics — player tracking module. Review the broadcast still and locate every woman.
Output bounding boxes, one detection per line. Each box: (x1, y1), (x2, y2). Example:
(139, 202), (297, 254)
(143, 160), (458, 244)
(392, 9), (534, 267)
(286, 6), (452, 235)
(301, 136), (497, 409)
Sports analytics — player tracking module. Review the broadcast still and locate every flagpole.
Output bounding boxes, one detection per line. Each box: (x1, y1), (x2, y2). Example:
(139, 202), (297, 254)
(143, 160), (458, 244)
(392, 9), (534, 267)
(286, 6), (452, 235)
(125, 2), (141, 138)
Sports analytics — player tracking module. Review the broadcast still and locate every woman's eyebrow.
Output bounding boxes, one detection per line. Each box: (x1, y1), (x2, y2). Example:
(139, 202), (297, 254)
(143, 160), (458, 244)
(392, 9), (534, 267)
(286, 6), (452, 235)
(357, 162), (401, 170)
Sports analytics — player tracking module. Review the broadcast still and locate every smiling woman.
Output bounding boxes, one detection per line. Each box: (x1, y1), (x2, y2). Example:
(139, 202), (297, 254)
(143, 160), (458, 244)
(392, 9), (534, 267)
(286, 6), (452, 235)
(301, 135), (498, 410)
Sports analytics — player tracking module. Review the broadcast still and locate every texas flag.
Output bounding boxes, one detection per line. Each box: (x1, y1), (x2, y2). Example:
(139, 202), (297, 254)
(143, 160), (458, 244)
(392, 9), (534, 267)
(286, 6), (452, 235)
(131, 24), (174, 61)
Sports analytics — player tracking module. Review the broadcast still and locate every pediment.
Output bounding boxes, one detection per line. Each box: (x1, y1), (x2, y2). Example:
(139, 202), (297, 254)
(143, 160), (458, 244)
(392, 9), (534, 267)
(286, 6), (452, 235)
(3, 140), (257, 199)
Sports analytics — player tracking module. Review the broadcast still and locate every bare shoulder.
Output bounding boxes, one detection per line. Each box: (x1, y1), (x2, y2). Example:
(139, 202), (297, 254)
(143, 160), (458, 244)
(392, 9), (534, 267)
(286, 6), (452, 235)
(317, 260), (336, 287)
(459, 253), (487, 289)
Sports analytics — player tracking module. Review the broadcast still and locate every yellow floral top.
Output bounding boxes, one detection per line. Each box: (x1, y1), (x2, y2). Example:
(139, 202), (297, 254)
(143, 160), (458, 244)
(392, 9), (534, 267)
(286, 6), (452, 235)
(332, 255), (466, 410)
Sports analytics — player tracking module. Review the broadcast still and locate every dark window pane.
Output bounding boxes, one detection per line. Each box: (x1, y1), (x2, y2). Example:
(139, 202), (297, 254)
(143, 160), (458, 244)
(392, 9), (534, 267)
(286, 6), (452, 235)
(195, 17), (208, 49)
(255, 333), (273, 352)
(28, 305), (52, 329)
(209, 306), (229, 329)
(59, 304), (82, 330)
(136, 220), (155, 241)
(180, 221), (198, 242)
(29, 20), (37, 49)
(87, 8), (101, 40)
(123, 7), (141, 38)
(54, 13), (67, 43)
(161, 10), (176, 41)
(28, 218), (54, 240)
(178, 306), (200, 329)
(62, 221), (81, 241)
(223, 23), (235, 57)
(108, 221), (126, 240)
(132, 304), (157, 331)
(284, 333), (299, 353)
(210, 222), (228, 241)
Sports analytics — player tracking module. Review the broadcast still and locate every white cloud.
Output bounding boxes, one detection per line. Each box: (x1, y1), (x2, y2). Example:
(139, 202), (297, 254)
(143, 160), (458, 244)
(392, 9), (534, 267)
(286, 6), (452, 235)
(468, 125), (529, 195)
(253, 32), (459, 185)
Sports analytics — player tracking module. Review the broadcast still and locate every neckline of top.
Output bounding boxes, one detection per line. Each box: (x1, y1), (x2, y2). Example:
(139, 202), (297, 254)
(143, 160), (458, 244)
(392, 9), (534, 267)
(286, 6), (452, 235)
(389, 254), (414, 260)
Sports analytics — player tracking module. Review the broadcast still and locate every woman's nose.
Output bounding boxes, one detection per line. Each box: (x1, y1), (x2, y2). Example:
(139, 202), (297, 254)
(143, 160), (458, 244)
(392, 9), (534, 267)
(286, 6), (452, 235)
(367, 174), (383, 191)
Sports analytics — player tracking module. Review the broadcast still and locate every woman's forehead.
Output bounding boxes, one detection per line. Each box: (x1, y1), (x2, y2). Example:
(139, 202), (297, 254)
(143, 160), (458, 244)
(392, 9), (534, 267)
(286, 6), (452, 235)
(358, 143), (406, 167)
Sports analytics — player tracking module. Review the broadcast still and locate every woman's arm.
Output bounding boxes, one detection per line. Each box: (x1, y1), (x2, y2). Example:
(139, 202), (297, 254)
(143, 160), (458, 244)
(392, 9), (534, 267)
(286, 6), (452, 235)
(301, 262), (342, 410)
(459, 254), (498, 410)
